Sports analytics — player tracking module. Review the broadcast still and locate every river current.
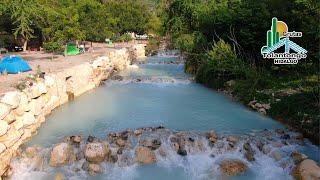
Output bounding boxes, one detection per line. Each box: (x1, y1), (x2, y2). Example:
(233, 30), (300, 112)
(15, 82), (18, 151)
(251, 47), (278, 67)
(10, 54), (319, 180)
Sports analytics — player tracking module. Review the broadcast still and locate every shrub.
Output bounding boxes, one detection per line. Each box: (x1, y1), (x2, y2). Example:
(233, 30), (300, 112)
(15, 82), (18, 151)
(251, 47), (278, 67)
(196, 40), (249, 88)
(146, 37), (160, 56)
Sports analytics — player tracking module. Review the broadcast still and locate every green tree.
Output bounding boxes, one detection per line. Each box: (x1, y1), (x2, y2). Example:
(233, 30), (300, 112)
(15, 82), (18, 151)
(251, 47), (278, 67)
(8, 0), (42, 51)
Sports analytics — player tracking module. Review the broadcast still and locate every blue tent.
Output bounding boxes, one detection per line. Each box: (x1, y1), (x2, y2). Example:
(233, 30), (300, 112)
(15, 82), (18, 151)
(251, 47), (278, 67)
(0, 56), (32, 74)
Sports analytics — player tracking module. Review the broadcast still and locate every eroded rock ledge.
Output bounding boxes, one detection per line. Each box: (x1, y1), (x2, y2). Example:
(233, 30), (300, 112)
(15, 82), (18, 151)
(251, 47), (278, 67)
(0, 45), (145, 176)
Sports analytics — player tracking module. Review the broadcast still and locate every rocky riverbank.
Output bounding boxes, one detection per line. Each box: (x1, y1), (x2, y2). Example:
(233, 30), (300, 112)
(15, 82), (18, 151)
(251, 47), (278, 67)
(0, 45), (146, 177)
(6, 126), (320, 179)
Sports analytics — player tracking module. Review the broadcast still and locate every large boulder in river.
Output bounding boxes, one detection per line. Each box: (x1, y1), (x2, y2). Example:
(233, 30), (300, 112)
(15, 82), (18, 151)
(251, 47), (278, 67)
(49, 143), (75, 167)
(219, 159), (248, 176)
(135, 146), (156, 164)
(291, 151), (308, 164)
(84, 142), (110, 163)
(292, 159), (320, 180)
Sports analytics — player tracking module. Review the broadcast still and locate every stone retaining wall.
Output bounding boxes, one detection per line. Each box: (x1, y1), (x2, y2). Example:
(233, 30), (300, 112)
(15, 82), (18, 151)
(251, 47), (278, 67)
(0, 45), (145, 176)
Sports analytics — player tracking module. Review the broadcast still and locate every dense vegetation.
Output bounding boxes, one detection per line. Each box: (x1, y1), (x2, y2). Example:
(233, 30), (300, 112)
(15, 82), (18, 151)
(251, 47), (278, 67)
(164, 0), (319, 143)
(0, 0), (163, 51)
(0, 0), (319, 143)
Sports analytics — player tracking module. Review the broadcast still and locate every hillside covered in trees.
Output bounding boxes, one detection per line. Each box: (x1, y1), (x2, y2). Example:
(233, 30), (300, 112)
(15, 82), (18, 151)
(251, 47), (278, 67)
(0, 0), (164, 51)
(163, 0), (319, 143)
(0, 0), (319, 143)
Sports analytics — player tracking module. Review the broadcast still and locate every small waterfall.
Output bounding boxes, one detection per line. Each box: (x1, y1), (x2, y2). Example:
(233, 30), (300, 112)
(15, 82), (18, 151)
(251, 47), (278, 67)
(8, 127), (312, 180)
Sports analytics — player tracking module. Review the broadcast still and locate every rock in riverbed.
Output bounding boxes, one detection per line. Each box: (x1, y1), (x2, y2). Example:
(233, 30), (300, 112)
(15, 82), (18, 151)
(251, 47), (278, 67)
(135, 146), (156, 164)
(49, 143), (75, 167)
(219, 159), (248, 176)
(84, 142), (110, 163)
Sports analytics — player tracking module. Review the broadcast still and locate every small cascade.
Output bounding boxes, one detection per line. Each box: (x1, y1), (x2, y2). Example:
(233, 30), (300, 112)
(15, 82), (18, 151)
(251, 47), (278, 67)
(8, 127), (315, 180)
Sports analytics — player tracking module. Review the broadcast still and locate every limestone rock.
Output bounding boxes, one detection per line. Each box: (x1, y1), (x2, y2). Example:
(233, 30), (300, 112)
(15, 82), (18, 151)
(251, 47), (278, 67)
(45, 75), (55, 87)
(28, 97), (45, 116)
(292, 159), (320, 180)
(12, 119), (23, 130)
(15, 93), (29, 113)
(0, 103), (11, 120)
(0, 128), (23, 147)
(24, 82), (47, 99)
(220, 159), (248, 176)
(1, 91), (20, 108)
(291, 151), (308, 164)
(0, 143), (6, 154)
(0, 120), (9, 136)
(16, 112), (36, 126)
(49, 143), (75, 167)
(3, 111), (15, 124)
(135, 146), (156, 164)
(84, 142), (110, 163)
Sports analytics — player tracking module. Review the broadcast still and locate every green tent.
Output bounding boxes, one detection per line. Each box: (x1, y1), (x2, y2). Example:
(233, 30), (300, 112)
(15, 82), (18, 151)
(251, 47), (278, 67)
(65, 44), (80, 56)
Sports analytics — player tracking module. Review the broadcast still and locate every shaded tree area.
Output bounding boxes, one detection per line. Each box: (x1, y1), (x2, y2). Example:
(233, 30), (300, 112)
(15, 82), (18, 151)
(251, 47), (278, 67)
(164, 0), (320, 143)
(0, 0), (164, 51)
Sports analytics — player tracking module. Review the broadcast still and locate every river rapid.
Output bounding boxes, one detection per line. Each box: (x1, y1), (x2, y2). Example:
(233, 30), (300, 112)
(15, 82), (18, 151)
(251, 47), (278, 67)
(8, 53), (319, 180)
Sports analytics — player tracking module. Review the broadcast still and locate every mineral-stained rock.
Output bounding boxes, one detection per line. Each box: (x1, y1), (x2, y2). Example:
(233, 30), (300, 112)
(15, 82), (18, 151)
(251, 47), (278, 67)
(135, 146), (156, 164)
(291, 159), (320, 180)
(84, 142), (110, 163)
(219, 159), (248, 176)
(49, 143), (75, 167)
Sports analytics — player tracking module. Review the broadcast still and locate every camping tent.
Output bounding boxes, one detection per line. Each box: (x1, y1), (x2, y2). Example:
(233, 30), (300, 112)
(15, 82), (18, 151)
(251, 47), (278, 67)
(0, 56), (31, 74)
(65, 44), (80, 56)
